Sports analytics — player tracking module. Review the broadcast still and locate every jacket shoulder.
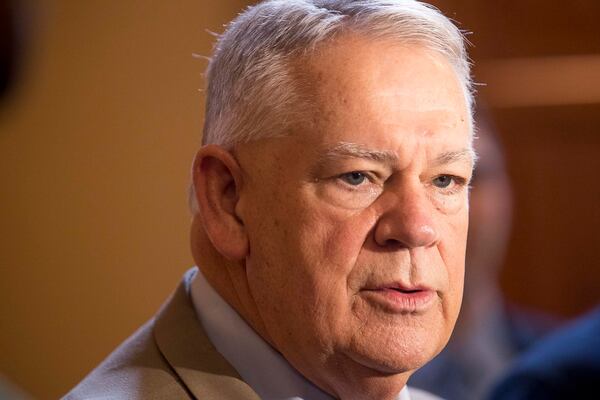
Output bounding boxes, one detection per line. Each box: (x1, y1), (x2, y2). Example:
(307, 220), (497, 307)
(62, 319), (191, 400)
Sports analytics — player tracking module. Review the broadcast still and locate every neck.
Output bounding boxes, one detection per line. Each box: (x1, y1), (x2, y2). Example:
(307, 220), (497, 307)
(332, 372), (409, 400)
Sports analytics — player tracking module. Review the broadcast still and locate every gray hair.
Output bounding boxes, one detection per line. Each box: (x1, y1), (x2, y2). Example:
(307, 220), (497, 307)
(201, 0), (473, 148)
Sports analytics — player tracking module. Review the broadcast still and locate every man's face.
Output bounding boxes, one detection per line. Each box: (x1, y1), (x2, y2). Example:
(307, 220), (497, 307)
(234, 36), (472, 393)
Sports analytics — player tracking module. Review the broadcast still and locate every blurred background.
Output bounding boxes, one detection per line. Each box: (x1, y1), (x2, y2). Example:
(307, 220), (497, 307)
(0, 0), (598, 398)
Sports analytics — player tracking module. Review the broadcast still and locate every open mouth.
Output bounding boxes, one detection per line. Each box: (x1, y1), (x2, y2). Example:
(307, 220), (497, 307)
(391, 288), (421, 293)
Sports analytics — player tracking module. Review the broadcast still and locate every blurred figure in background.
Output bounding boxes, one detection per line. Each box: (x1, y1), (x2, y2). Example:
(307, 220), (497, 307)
(409, 108), (557, 400)
(1, 0), (15, 99)
(489, 305), (600, 400)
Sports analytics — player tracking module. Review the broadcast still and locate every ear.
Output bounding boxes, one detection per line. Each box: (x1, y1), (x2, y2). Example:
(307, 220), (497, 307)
(192, 145), (248, 261)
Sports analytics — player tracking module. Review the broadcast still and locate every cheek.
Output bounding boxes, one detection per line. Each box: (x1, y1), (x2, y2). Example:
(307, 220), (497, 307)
(288, 207), (377, 306)
(314, 211), (375, 268)
(246, 188), (376, 299)
(245, 201), (378, 351)
(298, 206), (378, 302)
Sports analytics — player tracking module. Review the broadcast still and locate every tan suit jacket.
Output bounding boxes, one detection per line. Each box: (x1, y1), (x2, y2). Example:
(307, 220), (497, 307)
(63, 271), (441, 400)
(63, 271), (261, 399)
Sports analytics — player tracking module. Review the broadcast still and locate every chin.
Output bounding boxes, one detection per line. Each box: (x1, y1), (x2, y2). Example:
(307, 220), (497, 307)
(347, 326), (445, 375)
(351, 349), (437, 375)
(356, 349), (435, 375)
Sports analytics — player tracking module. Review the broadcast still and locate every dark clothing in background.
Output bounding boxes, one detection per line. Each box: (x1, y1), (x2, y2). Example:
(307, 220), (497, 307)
(489, 306), (600, 400)
(409, 303), (556, 400)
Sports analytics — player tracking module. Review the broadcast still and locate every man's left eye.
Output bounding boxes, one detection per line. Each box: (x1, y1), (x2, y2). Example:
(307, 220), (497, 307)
(432, 175), (454, 188)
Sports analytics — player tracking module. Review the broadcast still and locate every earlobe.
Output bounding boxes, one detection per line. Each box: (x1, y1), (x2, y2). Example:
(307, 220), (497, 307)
(192, 145), (249, 261)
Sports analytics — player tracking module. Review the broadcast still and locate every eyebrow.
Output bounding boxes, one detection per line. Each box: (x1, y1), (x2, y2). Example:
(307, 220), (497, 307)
(432, 148), (478, 167)
(319, 142), (398, 164)
(319, 142), (477, 167)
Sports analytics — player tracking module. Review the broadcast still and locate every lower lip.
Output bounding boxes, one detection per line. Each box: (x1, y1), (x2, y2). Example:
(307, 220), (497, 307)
(361, 288), (436, 314)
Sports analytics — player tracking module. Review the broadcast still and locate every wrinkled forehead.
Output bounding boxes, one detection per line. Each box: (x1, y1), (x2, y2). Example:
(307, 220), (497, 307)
(289, 35), (472, 152)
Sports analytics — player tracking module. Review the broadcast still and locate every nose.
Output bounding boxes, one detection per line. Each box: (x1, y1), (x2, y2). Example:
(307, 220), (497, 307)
(373, 182), (439, 249)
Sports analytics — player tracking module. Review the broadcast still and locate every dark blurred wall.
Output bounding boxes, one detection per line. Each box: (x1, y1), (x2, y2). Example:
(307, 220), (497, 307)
(1, 0), (16, 97)
(430, 0), (600, 317)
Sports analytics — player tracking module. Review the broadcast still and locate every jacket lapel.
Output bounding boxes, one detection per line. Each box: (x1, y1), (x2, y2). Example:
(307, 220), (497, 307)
(153, 268), (261, 400)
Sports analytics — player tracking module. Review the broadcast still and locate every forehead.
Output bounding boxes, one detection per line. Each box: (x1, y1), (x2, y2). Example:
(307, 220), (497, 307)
(293, 34), (471, 153)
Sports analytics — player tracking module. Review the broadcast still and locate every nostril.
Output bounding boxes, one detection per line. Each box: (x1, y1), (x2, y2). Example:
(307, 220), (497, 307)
(383, 238), (409, 249)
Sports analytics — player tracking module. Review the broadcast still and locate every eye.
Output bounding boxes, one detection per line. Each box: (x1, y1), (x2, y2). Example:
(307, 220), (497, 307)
(340, 171), (367, 186)
(432, 175), (454, 188)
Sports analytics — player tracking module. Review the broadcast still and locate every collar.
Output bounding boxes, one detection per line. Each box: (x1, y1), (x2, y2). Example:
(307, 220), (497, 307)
(190, 267), (412, 400)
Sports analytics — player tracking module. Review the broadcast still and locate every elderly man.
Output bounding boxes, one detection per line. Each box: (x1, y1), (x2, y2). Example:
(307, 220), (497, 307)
(64, 1), (475, 399)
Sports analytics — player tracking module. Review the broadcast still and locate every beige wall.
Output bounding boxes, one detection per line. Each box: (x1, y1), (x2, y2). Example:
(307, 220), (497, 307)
(0, 1), (249, 398)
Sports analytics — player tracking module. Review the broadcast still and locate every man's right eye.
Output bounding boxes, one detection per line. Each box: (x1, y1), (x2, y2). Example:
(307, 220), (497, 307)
(340, 171), (367, 186)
